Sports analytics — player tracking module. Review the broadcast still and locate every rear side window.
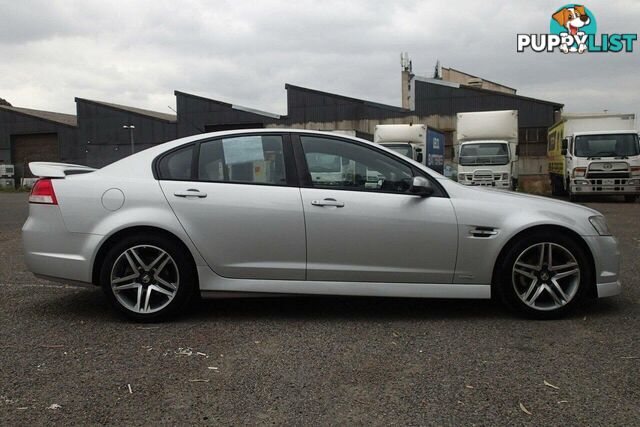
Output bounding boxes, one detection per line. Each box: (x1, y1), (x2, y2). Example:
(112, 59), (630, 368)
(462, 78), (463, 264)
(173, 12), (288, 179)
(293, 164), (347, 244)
(198, 135), (286, 185)
(158, 145), (194, 180)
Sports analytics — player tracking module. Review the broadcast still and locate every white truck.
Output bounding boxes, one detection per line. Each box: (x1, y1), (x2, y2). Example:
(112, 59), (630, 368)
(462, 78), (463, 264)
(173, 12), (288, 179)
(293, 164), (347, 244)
(374, 124), (427, 163)
(454, 110), (519, 190)
(374, 124), (445, 174)
(548, 113), (640, 202)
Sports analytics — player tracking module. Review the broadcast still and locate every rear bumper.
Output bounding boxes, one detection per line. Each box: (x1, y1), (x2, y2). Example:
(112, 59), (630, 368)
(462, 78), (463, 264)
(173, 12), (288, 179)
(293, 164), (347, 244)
(583, 235), (621, 298)
(22, 205), (101, 284)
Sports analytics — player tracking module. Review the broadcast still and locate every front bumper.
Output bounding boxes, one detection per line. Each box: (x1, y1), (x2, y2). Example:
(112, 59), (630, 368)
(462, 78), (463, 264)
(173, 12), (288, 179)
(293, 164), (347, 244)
(22, 204), (102, 284)
(583, 235), (622, 298)
(571, 178), (640, 195)
(459, 179), (511, 188)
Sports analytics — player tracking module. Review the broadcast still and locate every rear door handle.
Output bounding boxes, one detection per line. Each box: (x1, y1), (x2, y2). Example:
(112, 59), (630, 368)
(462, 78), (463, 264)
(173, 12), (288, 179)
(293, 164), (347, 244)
(174, 189), (207, 198)
(311, 198), (344, 208)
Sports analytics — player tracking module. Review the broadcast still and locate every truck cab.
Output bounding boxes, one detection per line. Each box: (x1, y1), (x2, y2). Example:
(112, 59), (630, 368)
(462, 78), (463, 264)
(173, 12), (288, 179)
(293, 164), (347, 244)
(456, 140), (517, 189)
(380, 143), (423, 164)
(454, 110), (519, 190)
(373, 124), (445, 174)
(563, 131), (640, 201)
(548, 113), (640, 202)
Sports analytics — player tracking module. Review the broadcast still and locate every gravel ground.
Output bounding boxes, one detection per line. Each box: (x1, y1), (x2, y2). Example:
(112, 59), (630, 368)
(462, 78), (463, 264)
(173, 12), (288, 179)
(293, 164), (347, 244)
(0, 192), (638, 425)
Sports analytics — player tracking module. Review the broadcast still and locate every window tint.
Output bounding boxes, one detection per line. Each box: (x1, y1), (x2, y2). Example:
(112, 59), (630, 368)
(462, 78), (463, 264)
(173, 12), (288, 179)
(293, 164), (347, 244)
(158, 145), (194, 180)
(198, 135), (287, 185)
(300, 136), (413, 193)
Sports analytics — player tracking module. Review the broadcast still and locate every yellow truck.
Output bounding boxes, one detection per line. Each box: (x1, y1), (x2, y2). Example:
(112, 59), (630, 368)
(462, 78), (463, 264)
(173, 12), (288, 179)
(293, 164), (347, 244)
(548, 113), (640, 202)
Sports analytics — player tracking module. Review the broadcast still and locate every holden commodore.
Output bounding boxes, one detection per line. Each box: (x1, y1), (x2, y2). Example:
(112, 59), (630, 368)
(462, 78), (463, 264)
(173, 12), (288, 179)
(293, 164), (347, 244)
(22, 129), (620, 321)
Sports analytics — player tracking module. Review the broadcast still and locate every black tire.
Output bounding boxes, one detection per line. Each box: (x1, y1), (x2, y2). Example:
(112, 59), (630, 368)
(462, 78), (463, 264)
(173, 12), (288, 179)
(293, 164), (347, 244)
(100, 232), (197, 322)
(550, 177), (561, 196)
(495, 231), (593, 320)
(624, 195), (638, 203)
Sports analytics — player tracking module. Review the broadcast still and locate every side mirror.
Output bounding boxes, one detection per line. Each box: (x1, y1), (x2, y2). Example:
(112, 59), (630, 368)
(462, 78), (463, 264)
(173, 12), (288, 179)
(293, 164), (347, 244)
(409, 176), (434, 197)
(415, 148), (423, 163)
(561, 148), (567, 155)
(561, 138), (568, 156)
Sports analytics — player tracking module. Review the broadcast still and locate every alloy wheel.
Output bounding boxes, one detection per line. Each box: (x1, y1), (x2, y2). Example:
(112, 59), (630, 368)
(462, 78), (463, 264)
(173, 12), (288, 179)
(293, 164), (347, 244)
(512, 242), (581, 311)
(110, 245), (180, 314)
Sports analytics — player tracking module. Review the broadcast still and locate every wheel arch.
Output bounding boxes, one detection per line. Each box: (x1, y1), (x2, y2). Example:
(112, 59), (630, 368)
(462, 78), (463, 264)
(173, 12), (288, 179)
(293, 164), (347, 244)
(491, 224), (597, 298)
(91, 225), (199, 286)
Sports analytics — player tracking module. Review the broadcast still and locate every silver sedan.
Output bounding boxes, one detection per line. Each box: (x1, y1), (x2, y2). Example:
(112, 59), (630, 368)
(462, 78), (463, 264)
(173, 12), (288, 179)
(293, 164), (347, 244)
(22, 129), (621, 321)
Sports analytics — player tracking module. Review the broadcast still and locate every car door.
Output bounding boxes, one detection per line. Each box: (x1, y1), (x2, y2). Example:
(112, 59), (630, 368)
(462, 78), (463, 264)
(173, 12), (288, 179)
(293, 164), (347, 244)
(158, 133), (306, 280)
(295, 134), (458, 284)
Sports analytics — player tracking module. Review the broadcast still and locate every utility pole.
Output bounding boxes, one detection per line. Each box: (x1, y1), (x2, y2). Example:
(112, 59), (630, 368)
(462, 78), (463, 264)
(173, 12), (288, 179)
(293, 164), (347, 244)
(123, 124), (136, 154)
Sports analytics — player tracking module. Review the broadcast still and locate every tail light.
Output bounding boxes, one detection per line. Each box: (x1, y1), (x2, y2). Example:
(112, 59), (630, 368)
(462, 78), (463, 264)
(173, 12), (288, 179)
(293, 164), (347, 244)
(29, 178), (58, 205)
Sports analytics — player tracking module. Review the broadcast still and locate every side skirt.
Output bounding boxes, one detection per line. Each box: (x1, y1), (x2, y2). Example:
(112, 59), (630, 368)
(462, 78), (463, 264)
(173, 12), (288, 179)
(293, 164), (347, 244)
(197, 267), (491, 299)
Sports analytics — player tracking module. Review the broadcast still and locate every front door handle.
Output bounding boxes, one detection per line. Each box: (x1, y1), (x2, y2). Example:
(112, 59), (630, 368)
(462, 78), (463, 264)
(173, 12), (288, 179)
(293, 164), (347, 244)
(174, 189), (207, 198)
(311, 198), (344, 208)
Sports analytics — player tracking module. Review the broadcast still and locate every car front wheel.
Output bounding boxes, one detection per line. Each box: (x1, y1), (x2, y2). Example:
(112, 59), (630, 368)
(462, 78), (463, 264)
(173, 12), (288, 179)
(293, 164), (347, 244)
(497, 232), (592, 319)
(100, 233), (197, 321)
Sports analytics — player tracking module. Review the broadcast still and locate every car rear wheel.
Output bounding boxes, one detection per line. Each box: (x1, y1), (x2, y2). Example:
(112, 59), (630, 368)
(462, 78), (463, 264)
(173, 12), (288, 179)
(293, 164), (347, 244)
(496, 232), (592, 319)
(100, 233), (197, 321)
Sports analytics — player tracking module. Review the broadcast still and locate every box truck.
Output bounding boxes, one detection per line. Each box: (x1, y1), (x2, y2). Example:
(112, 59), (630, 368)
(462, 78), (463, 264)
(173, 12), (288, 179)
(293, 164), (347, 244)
(373, 124), (445, 174)
(454, 110), (519, 190)
(548, 113), (640, 202)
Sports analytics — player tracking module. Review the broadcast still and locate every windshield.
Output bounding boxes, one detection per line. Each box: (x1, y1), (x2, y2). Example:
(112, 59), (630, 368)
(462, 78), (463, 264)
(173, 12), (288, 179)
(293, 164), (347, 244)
(574, 134), (640, 157)
(459, 143), (509, 166)
(386, 145), (413, 158)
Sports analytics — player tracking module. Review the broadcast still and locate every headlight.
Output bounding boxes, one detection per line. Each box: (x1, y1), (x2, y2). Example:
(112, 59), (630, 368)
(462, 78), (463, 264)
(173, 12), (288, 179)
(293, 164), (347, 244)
(458, 174), (465, 181)
(589, 215), (611, 236)
(573, 167), (586, 177)
(501, 173), (509, 180)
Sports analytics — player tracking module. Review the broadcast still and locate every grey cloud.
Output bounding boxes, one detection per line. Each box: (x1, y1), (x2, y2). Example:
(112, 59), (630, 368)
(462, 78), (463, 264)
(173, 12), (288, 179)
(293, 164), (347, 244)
(0, 0), (638, 118)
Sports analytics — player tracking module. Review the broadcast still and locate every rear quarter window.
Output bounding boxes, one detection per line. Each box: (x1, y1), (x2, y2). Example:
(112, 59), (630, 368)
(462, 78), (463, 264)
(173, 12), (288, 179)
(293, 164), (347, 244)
(157, 145), (194, 180)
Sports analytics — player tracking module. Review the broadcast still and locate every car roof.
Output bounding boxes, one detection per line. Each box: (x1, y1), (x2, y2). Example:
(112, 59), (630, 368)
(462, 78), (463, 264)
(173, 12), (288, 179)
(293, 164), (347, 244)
(97, 128), (442, 180)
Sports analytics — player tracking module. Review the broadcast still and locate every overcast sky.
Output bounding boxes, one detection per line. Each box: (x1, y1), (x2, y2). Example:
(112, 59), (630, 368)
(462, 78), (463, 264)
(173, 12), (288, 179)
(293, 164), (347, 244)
(1, 0), (638, 118)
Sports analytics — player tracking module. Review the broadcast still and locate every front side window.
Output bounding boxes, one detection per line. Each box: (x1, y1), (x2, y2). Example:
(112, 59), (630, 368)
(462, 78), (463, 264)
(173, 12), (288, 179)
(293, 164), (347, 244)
(198, 135), (287, 185)
(300, 136), (413, 193)
(574, 134), (640, 157)
(459, 143), (509, 166)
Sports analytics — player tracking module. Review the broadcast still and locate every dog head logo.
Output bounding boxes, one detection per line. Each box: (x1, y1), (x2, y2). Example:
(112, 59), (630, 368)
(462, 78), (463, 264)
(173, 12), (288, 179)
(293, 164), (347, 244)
(550, 4), (597, 53)
(552, 5), (590, 35)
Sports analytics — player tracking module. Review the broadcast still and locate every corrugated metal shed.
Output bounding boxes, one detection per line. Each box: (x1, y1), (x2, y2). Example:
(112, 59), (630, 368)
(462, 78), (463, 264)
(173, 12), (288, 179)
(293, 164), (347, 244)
(285, 84), (410, 123)
(175, 90), (281, 138)
(413, 78), (562, 128)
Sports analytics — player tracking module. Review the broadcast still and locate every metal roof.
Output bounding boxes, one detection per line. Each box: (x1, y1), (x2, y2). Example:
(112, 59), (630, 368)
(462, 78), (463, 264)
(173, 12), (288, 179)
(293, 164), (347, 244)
(285, 84), (410, 114)
(0, 105), (78, 127)
(74, 98), (177, 122)
(174, 91), (282, 118)
(416, 77), (563, 108)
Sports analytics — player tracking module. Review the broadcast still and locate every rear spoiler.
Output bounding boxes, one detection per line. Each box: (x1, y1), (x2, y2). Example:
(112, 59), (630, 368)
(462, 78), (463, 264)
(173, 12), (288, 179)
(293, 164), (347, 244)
(29, 162), (96, 178)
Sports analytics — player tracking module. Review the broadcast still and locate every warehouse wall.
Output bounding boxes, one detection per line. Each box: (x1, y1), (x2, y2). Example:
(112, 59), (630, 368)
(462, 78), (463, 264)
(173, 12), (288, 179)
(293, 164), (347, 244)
(76, 100), (177, 168)
(0, 109), (78, 164)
